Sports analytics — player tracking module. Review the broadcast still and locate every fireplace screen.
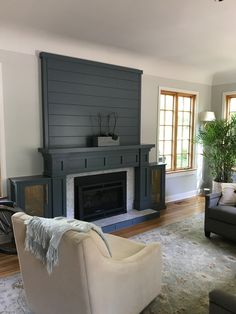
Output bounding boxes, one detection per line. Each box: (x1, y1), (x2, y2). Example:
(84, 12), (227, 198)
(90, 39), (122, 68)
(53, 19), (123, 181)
(74, 172), (127, 221)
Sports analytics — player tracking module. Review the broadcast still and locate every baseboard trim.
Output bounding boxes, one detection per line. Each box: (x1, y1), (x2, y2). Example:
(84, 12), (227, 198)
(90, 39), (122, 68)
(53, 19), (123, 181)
(166, 190), (198, 203)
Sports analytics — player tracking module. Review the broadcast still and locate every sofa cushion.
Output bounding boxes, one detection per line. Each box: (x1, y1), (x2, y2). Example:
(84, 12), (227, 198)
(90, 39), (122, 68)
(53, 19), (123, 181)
(208, 205), (236, 225)
(219, 183), (236, 205)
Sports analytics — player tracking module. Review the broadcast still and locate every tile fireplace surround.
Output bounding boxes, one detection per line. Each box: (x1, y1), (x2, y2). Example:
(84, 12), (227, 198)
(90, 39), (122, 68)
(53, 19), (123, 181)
(66, 167), (158, 231)
(38, 144), (160, 232)
(66, 167), (135, 219)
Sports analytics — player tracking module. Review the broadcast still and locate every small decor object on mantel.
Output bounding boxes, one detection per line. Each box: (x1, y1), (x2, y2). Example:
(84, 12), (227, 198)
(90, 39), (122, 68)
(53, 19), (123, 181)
(93, 112), (120, 147)
(93, 136), (120, 147)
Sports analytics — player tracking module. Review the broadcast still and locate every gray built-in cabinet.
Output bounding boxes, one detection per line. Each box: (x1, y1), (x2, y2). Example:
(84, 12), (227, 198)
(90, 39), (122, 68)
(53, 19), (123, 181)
(10, 52), (166, 218)
(9, 176), (52, 217)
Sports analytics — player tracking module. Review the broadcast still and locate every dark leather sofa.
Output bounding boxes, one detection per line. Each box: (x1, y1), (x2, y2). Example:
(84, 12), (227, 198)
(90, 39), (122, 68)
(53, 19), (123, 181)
(205, 193), (236, 242)
(209, 289), (236, 314)
(206, 194), (236, 313)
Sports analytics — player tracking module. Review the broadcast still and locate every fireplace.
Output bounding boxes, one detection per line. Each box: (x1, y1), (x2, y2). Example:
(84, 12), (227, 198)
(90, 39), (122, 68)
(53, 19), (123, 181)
(35, 53), (155, 218)
(74, 172), (127, 221)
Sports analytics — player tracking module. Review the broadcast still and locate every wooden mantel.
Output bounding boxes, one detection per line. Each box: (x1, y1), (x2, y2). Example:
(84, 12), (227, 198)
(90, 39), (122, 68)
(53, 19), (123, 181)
(38, 144), (154, 177)
(38, 144), (155, 216)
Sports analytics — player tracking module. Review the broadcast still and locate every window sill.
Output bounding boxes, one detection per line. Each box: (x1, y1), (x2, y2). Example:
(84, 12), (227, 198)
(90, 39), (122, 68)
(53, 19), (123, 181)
(166, 169), (197, 178)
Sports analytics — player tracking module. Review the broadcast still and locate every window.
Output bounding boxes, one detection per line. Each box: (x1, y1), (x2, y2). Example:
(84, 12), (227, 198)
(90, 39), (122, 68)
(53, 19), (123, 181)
(226, 94), (236, 119)
(159, 90), (196, 172)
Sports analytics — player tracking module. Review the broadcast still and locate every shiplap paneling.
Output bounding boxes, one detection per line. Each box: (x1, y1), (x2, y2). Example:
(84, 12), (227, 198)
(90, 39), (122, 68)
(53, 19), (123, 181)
(48, 115), (139, 127)
(48, 135), (139, 148)
(47, 69), (139, 90)
(40, 52), (142, 148)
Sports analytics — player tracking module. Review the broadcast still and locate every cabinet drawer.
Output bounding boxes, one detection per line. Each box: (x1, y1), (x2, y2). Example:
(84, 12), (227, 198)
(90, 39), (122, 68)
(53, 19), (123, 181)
(86, 155), (105, 170)
(66, 158), (86, 173)
(123, 151), (139, 166)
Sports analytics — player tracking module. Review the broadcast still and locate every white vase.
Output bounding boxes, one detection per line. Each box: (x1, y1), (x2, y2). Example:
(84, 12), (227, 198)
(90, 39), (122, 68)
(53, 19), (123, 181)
(93, 136), (120, 147)
(212, 181), (222, 193)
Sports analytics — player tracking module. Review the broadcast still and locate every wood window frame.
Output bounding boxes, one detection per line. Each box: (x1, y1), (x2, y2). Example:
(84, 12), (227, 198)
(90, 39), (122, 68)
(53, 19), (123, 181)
(159, 90), (196, 173)
(225, 94), (236, 119)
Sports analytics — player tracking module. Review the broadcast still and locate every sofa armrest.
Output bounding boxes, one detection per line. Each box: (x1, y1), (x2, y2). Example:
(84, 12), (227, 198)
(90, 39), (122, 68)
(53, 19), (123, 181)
(205, 192), (222, 210)
(209, 289), (236, 313)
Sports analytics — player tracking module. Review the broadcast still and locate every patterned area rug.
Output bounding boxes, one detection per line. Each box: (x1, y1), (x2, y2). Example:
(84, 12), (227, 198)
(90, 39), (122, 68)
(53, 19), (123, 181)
(137, 213), (236, 314)
(1, 213), (236, 314)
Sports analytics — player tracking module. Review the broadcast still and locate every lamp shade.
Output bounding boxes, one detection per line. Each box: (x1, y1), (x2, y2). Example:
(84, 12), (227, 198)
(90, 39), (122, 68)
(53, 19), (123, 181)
(199, 111), (216, 122)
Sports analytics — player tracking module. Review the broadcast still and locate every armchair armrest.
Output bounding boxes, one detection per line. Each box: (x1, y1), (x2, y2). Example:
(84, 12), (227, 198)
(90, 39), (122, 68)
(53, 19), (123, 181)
(209, 289), (236, 313)
(83, 237), (162, 314)
(205, 192), (222, 210)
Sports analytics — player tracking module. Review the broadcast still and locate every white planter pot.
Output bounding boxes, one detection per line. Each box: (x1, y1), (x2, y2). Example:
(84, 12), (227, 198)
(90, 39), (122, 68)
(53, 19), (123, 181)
(93, 136), (120, 147)
(212, 181), (222, 193)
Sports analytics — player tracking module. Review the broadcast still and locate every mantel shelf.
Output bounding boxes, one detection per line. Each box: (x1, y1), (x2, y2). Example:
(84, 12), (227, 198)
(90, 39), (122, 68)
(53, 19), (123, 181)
(38, 144), (154, 155)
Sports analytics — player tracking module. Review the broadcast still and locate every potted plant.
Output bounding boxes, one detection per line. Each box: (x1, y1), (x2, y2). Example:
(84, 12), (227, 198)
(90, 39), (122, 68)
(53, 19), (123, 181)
(93, 112), (120, 146)
(196, 115), (236, 191)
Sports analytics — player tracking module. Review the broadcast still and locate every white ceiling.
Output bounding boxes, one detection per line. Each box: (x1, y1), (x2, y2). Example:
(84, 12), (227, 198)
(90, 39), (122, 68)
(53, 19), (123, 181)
(1, 0), (236, 75)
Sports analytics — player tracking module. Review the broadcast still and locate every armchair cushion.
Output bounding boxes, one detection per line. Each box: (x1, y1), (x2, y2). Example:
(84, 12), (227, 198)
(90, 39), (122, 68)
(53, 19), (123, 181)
(105, 234), (145, 259)
(208, 206), (236, 225)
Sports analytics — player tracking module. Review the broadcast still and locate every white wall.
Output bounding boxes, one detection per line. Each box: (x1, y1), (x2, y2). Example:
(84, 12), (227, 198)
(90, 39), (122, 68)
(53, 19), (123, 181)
(0, 30), (213, 201)
(0, 27), (212, 85)
(0, 50), (43, 180)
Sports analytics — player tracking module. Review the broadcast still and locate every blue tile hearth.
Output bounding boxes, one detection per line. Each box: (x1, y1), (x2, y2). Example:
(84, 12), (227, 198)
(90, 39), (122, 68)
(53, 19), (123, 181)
(93, 209), (160, 232)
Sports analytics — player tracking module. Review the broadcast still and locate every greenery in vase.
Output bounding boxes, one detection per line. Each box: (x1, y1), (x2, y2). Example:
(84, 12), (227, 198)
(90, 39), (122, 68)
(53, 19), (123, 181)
(196, 115), (236, 183)
(97, 112), (118, 139)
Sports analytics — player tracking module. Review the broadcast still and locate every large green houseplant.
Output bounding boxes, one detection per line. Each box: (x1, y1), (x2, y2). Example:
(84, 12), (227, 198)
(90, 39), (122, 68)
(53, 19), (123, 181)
(196, 115), (236, 185)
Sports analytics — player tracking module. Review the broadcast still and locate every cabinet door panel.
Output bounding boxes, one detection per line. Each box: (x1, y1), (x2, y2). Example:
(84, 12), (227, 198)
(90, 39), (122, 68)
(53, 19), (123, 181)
(124, 152), (139, 166)
(151, 164), (166, 210)
(152, 170), (161, 204)
(24, 184), (48, 217)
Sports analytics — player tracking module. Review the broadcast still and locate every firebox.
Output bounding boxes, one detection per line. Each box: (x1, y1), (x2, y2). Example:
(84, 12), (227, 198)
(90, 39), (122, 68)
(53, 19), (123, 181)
(74, 172), (127, 221)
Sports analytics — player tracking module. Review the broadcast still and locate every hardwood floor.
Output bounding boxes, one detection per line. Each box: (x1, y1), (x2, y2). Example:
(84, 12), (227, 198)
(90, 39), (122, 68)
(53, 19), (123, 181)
(112, 195), (205, 238)
(0, 196), (205, 277)
(0, 252), (20, 277)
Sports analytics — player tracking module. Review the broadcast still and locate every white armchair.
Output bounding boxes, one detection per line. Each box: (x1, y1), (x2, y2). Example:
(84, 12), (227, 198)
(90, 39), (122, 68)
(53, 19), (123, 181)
(12, 212), (162, 314)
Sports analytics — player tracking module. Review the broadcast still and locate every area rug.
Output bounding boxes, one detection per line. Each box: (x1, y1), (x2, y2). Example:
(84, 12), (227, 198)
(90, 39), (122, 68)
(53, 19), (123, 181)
(137, 213), (236, 314)
(1, 213), (236, 314)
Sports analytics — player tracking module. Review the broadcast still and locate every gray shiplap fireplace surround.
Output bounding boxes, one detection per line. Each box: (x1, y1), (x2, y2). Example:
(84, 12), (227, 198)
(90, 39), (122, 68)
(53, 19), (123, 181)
(36, 52), (159, 227)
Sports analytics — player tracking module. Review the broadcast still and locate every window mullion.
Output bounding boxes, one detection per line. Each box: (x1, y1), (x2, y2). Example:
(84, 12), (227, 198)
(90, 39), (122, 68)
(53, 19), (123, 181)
(173, 94), (178, 171)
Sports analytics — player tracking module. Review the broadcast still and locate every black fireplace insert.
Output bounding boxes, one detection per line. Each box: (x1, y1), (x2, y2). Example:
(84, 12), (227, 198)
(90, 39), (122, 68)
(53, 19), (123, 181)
(74, 172), (127, 221)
